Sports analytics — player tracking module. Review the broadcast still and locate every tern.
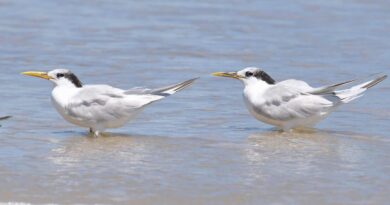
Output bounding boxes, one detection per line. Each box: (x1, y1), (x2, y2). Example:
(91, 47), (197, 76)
(212, 67), (387, 131)
(22, 69), (197, 136)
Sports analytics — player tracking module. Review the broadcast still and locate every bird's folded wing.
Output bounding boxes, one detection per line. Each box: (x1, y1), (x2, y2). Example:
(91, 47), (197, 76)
(124, 87), (152, 95)
(309, 74), (386, 96)
(258, 85), (333, 121)
(309, 79), (355, 95)
(277, 79), (313, 91)
(65, 86), (141, 122)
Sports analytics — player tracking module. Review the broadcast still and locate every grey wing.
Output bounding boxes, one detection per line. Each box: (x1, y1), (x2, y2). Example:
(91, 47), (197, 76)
(257, 84), (334, 121)
(123, 87), (152, 95)
(309, 73), (385, 95)
(310, 74), (387, 103)
(309, 79), (355, 95)
(277, 79), (314, 91)
(280, 79), (355, 103)
(280, 78), (356, 94)
(65, 86), (143, 122)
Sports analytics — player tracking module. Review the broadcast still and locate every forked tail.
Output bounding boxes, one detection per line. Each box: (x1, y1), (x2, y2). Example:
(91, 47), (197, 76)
(335, 74), (387, 103)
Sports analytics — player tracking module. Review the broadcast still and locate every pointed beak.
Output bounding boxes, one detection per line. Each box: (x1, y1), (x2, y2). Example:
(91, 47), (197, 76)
(211, 72), (241, 79)
(21, 71), (51, 80)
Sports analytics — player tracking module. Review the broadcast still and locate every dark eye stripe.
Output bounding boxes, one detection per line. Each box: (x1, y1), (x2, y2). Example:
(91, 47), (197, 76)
(57, 73), (65, 78)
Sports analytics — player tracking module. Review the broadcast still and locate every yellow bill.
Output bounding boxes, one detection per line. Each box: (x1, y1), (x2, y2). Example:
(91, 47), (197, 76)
(211, 72), (241, 79)
(21, 71), (51, 80)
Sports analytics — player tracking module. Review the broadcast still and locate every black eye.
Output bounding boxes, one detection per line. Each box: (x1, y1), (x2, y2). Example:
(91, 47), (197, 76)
(57, 73), (65, 78)
(245, 71), (253, 77)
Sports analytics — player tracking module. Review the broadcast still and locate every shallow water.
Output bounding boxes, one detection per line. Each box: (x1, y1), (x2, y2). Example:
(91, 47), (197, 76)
(0, 0), (389, 204)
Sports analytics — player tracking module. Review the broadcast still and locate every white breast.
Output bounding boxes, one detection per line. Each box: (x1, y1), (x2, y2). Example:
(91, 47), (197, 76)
(51, 86), (90, 128)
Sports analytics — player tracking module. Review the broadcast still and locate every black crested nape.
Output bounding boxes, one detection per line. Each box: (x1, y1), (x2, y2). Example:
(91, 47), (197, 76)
(65, 72), (83, 88)
(255, 71), (276, 84)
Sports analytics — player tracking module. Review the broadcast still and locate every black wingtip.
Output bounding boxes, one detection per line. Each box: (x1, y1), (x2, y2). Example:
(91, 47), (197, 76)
(173, 77), (199, 92)
(363, 75), (387, 89)
(0, 116), (11, 121)
(150, 77), (199, 96)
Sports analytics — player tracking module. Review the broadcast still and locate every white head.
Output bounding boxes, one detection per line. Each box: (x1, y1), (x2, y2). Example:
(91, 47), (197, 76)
(22, 69), (83, 88)
(212, 67), (276, 86)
